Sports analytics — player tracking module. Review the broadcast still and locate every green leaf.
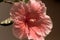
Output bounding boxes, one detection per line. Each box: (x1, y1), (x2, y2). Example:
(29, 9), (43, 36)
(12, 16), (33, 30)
(14, 0), (19, 2)
(24, 0), (28, 3)
(0, 0), (3, 2)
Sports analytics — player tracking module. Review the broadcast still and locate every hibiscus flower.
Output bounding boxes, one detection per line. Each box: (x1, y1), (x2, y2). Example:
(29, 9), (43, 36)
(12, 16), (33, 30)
(10, 0), (53, 40)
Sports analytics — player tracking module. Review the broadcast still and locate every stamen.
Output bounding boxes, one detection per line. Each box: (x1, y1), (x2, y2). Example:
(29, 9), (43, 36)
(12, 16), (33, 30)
(29, 19), (36, 22)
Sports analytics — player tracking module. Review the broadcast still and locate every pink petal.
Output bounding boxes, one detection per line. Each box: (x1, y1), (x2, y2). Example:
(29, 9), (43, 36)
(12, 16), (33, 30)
(27, 27), (44, 40)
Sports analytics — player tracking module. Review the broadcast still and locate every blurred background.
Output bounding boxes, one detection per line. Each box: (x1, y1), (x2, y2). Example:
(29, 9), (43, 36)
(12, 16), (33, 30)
(0, 0), (60, 40)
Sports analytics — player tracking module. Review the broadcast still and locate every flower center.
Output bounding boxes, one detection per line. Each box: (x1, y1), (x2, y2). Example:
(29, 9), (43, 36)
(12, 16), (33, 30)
(25, 18), (39, 27)
(29, 19), (36, 23)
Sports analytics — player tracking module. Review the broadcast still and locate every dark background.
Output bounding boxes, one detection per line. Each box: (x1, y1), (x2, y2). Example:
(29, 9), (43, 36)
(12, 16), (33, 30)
(0, 0), (60, 40)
